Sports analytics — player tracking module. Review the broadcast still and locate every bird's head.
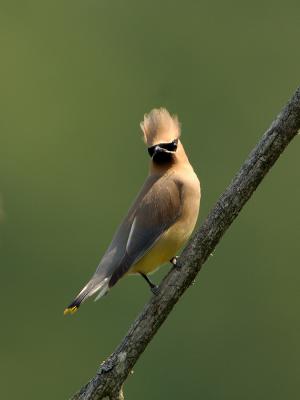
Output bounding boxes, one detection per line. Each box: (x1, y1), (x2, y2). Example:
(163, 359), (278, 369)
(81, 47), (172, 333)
(140, 108), (183, 166)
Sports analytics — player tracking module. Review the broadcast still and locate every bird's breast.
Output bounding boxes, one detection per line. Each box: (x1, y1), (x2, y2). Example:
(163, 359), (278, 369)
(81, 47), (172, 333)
(130, 170), (200, 275)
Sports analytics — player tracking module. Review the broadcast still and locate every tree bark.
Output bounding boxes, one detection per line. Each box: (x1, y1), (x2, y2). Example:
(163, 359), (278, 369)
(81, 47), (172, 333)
(70, 87), (300, 400)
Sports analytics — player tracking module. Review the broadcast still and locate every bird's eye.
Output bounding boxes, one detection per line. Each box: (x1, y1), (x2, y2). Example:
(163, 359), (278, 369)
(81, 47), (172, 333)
(162, 139), (178, 152)
(171, 139), (178, 149)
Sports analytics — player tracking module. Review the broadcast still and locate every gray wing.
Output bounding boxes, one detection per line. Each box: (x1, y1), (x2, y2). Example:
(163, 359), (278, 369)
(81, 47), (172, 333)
(66, 175), (183, 308)
(108, 175), (183, 287)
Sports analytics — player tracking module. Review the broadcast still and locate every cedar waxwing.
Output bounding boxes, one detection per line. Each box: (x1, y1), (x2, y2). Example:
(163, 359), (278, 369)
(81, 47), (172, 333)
(64, 108), (200, 314)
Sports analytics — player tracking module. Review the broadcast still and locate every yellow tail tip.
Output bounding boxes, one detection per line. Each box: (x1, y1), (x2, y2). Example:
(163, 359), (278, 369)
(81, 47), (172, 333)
(64, 306), (78, 315)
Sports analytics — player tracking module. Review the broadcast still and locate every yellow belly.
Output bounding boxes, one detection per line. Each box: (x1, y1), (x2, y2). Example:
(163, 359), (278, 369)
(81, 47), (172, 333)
(128, 221), (192, 275)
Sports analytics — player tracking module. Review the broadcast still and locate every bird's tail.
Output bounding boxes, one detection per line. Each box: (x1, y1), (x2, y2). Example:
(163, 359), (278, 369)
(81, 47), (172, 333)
(64, 277), (110, 315)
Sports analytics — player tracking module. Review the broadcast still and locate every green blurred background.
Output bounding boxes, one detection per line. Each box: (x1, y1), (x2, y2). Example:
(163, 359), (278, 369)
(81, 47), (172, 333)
(0, 1), (299, 399)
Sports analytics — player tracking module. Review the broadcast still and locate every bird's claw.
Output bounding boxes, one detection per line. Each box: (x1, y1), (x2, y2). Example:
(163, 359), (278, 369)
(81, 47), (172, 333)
(151, 285), (160, 295)
(170, 256), (180, 269)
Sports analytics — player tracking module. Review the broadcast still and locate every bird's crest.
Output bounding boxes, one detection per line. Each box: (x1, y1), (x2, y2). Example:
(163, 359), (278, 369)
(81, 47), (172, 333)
(140, 108), (181, 147)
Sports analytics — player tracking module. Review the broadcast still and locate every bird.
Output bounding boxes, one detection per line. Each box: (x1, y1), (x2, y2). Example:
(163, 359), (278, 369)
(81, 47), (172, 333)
(64, 108), (200, 315)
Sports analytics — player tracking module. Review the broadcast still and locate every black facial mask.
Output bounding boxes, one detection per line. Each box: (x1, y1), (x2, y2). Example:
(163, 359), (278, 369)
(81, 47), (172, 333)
(148, 139), (178, 158)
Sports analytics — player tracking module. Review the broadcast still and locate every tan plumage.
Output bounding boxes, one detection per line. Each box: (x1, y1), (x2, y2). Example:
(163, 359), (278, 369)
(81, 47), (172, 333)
(64, 108), (200, 314)
(140, 107), (181, 146)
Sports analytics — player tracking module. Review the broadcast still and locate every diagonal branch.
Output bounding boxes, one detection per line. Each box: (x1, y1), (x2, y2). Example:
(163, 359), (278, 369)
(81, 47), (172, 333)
(70, 87), (300, 400)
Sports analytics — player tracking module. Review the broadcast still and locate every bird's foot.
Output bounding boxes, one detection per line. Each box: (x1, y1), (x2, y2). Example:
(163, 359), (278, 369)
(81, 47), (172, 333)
(151, 285), (160, 296)
(140, 272), (160, 295)
(170, 256), (180, 269)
